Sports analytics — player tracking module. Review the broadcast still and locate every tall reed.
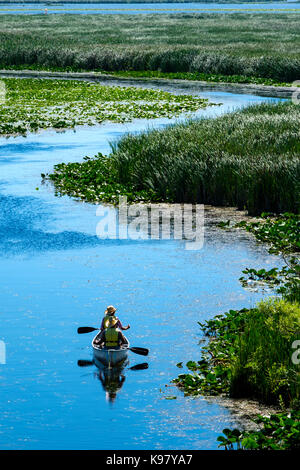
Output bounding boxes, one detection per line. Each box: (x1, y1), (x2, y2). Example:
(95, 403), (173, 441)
(0, 14), (299, 82)
(110, 101), (300, 214)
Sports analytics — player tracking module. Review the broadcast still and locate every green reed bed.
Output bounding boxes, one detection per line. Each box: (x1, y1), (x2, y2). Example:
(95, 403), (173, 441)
(0, 13), (300, 82)
(174, 299), (300, 406)
(0, 77), (209, 135)
(174, 214), (300, 449)
(51, 101), (300, 215)
(176, 213), (300, 450)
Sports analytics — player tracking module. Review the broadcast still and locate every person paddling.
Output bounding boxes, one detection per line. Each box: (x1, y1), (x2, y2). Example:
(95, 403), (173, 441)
(100, 305), (130, 332)
(95, 315), (128, 349)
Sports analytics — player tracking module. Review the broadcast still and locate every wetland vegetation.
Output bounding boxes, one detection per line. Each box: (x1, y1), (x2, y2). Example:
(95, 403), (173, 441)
(175, 213), (300, 449)
(49, 101), (300, 215)
(1, 6), (299, 451)
(0, 13), (299, 83)
(0, 77), (209, 135)
(101, 70), (297, 88)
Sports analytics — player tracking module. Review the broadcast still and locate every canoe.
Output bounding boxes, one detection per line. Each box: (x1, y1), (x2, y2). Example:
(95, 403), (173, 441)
(92, 334), (130, 367)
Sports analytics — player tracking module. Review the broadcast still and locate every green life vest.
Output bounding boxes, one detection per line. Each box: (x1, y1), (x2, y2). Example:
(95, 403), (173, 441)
(103, 314), (118, 329)
(105, 327), (119, 347)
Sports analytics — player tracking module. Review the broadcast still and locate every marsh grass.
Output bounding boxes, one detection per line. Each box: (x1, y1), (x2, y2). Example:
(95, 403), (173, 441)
(174, 299), (300, 407)
(109, 101), (300, 214)
(230, 299), (300, 405)
(49, 101), (300, 214)
(0, 13), (300, 82)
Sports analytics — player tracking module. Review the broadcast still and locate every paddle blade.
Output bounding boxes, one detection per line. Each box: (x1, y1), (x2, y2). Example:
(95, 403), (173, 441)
(77, 360), (94, 367)
(77, 326), (99, 334)
(129, 347), (149, 356)
(129, 362), (149, 371)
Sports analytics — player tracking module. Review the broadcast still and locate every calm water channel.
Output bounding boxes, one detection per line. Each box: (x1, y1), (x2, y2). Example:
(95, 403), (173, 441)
(0, 2), (300, 15)
(0, 81), (284, 449)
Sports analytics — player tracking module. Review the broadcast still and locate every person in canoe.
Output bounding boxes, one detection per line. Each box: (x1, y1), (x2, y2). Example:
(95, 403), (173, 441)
(100, 305), (130, 333)
(94, 315), (129, 349)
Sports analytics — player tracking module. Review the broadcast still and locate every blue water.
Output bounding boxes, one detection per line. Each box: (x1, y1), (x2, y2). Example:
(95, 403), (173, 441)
(0, 82), (283, 449)
(0, 2), (299, 15)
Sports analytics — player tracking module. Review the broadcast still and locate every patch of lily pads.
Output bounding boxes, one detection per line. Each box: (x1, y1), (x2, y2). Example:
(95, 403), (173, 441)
(0, 78), (211, 136)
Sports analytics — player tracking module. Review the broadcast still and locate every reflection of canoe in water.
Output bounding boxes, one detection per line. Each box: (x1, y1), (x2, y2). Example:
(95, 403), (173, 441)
(93, 357), (127, 403)
(92, 334), (130, 367)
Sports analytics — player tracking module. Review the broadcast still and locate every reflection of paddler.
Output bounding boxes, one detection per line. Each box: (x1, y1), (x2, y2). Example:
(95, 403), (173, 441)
(98, 369), (126, 404)
(100, 305), (130, 332)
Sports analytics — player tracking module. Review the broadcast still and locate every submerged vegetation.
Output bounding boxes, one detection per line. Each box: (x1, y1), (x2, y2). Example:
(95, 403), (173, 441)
(49, 101), (300, 215)
(0, 14), (300, 82)
(220, 213), (300, 302)
(0, 77), (209, 135)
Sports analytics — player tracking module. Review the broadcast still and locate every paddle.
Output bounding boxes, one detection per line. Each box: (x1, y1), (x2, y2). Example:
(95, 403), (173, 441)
(77, 359), (94, 367)
(128, 347), (149, 356)
(77, 326), (149, 357)
(78, 326), (99, 334)
(129, 363), (149, 371)
(78, 360), (148, 371)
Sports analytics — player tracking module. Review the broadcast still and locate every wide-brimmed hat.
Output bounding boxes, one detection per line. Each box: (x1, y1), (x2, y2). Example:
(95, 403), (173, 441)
(104, 305), (117, 315)
(106, 315), (118, 328)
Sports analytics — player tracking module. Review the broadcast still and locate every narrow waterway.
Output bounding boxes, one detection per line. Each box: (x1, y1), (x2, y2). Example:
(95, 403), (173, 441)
(1, 2), (300, 15)
(0, 83), (283, 449)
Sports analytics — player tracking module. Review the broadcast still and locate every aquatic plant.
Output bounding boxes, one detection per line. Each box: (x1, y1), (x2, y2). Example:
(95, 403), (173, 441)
(48, 101), (300, 214)
(111, 101), (300, 214)
(235, 213), (300, 255)
(217, 411), (300, 450)
(174, 299), (300, 407)
(0, 13), (299, 82)
(174, 211), (300, 447)
(0, 77), (209, 136)
(2, 65), (296, 89)
(47, 153), (162, 204)
(219, 213), (300, 302)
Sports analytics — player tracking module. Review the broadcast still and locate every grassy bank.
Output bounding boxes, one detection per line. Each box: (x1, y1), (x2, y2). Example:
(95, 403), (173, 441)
(49, 101), (300, 215)
(2, 65), (296, 88)
(174, 213), (300, 403)
(0, 77), (209, 135)
(0, 13), (300, 82)
(174, 299), (300, 406)
(174, 214), (300, 449)
(103, 70), (297, 88)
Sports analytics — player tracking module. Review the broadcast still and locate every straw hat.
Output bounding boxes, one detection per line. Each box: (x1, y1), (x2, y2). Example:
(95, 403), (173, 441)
(104, 305), (117, 315)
